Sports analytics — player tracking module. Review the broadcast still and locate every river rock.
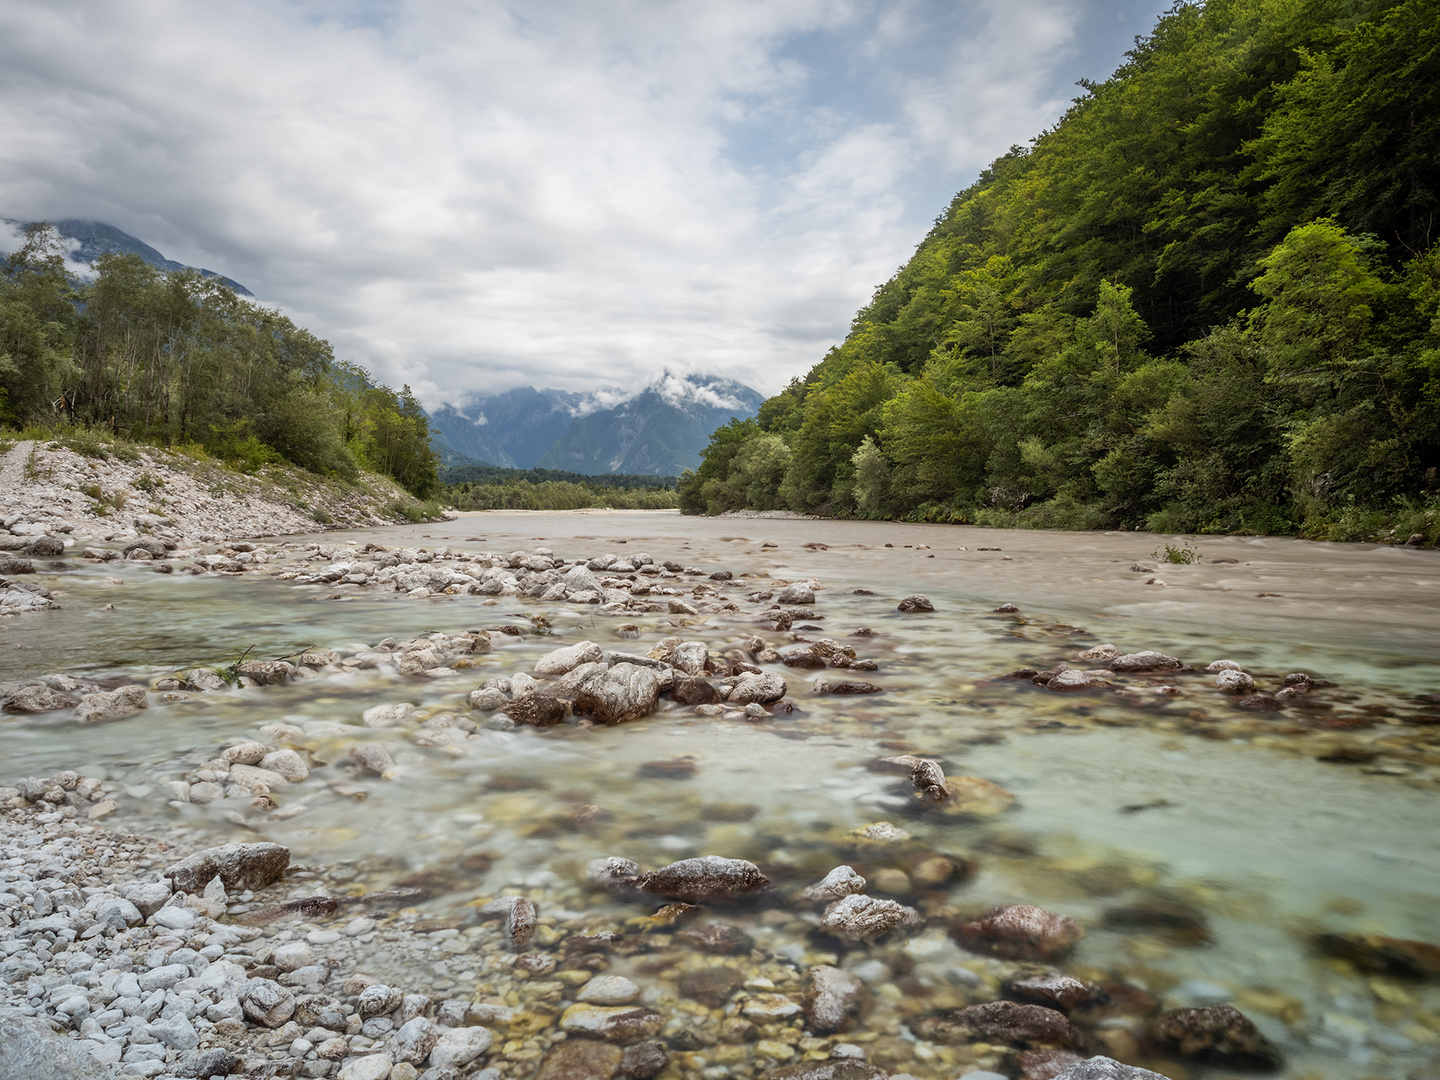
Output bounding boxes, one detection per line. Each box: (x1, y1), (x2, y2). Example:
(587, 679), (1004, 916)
(1215, 669), (1255, 692)
(636, 855), (771, 902)
(429, 1025), (492, 1068)
(1052, 1057), (1174, 1080)
(0, 1006), (119, 1080)
(803, 966), (867, 1032)
(777, 582), (815, 604)
(534, 1039), (624, 1080)
(665, 675), (716, 706)
(620, 1041), (669, 1079)
(1107, 651), (1181, 672)
(587, 856), (641, 890)
(1206, 659), (1243, 672)
(914, 1000), (1081, 1047)
(1076, 643), (1120, 661)
(678, 966), (746, 1006)
(559, 1003), (665, 1043)
(186, 667), (226, 691)
(338, 1054), (394, 1080)
(74, 683), (148, 722)
(235, 659), (296, 684)
(800, 865), (868, 905)
(821, 894), (919, 941)
(810, 679), (883, 695)
(358, 984), (403, 1017)
(944, 775), (1018, 818)
(1047, 669), (1097, 691)
(761, 1061), (888, 1080)
(1315, 931), (1440, 977)
(503, 693), (569, 726)
(578, 975), (640, 1005)
(222, 740), (268, 764)
(392, 1017), (441, 1065)
(896, 594), (934, 612)
(24, 535), (64, 557)
(1148, 1004), (1281, 1069)
(3, 683), (78, 713)
(0, 556), (36, 574)
(728, 671), (787, 705)
(260, 748), (310, 782)
(228, 763), (288, 791)
(535, 640), (604, 676)
(507, 896), (536, 949)
(350, 742), (397, 776)
(676, 922), (755, 954)
(955, 905), (1084, 961)
(363, 702), (414, 726)
(166, 841), (291, 893)
(669, 641), (708, 675)
(555, 662), (660, 723)
(1004, 971), (1107, 1012)
(242, 977), (296, 1027)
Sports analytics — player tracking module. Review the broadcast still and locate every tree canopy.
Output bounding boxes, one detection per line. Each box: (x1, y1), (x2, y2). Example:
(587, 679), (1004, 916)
(681, 0), (1440, 542)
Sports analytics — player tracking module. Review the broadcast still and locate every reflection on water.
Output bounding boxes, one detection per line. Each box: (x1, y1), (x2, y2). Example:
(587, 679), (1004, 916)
(3, 513), (1439, 1078)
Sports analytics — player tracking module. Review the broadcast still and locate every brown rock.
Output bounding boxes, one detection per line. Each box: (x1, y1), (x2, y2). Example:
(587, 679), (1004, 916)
(1315, 932), (1440, 978)
(820, 894), (919, 942)
(1005, 971), (1108, 1013)
(761, 1063), (888, 1080)
(534, 1039), (624, 1080)
(896, 594), (934, 613)
(1017, 1049), (1086, 1080)
(635, 856), (770, 903)
(677, 922), (754, 955)
(1103, 896), (1210, 945)
(943, 775), (1017, 817)
(504, 693), (570, 726)
(559, 1003), (665, 1043)
(671, 676), (720, 706)
(1148, 1004), (1281, 1069)
(235, 660), (295, 685)
(912, 1000), (1080, 1047)
(811, 680), (884, 695)
(677, 966), (745, 1007)
(619, 1041), (668, 1079)
(955, 905), (1084, 961)
(166, 842), (291, 894)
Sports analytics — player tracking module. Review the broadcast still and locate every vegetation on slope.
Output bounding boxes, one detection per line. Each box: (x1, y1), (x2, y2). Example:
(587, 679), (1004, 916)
(0, 226), (439, 498)
(440, 463), (678, 511)
(682, 0), (1440, 544)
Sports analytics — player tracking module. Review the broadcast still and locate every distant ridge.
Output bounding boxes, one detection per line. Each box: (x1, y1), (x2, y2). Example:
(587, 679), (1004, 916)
(428, 372), (763, 476)
(2, 217), (253, 295)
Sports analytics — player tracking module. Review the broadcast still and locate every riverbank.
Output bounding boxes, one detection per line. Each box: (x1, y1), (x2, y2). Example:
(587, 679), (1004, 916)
(0, 438), (441, 548)
(2, 513), (1439, 1080)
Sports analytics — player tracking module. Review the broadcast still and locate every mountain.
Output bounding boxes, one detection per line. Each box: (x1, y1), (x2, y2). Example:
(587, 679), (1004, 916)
(2, 217), (253, 295)
(427, 387), (594, 469)
(534, 374), (764, 475)
(428, 373), (764, 476)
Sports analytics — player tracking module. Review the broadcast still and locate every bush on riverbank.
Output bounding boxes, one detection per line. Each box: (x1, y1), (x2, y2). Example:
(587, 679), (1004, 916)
(682, 0), (1440, 546)
(0, 232), (439, 497)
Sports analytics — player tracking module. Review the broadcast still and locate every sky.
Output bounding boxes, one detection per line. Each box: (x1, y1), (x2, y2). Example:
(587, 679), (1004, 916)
(0, 0), (1171, 407)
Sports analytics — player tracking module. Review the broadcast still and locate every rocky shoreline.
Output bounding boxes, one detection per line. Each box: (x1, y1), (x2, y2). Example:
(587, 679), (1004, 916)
(0, 438), (438, 554)
(3, 523), (1440, 1080)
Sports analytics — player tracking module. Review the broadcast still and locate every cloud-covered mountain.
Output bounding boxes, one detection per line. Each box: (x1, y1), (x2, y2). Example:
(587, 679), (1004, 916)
(429, 373), (763, 476)
(534, 374), (763, 475)
(427, 387), (594, 469)
(1, 218), (253, 295)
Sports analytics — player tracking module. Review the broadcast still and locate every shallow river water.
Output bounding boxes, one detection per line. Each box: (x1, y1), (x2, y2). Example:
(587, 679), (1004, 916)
(4, 511), (1440, 1080)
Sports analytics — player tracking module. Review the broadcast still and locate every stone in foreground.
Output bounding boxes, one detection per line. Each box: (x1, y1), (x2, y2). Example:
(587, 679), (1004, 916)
(954, 904), (1084, 961)
(166, 841), (291, 893)
(636, 855), (771, 902)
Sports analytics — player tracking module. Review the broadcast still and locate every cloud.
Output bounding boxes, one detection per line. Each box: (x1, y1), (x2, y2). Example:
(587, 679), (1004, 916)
(0, 0), (1170, 404)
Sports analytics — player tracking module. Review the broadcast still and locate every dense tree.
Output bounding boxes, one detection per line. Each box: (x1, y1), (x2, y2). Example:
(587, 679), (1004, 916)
(686, 0), (1440, 543)
(0, 233), (438, 497)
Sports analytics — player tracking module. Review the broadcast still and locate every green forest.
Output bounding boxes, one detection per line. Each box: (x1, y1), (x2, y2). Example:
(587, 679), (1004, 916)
(0, 224), (439, 497)
(681, 0), (1440, 544)
(441, 464), (679, 511)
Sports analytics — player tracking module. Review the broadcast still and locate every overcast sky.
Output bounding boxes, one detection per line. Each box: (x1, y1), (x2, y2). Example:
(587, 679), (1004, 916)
(0, 0), (1169, 406)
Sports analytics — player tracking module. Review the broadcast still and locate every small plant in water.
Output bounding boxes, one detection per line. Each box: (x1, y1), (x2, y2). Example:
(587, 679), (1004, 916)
(1153, 540), (1202, 564)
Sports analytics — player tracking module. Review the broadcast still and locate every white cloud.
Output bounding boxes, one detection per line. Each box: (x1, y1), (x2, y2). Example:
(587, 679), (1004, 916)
(0, 0), (1169, 404)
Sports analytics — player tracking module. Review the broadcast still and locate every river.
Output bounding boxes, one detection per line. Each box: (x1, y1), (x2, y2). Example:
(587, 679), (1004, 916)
(4, 511), (1438, 1079)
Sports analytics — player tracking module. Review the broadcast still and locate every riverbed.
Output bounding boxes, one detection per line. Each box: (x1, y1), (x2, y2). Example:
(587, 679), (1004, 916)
(4, 511), (1439, 1080)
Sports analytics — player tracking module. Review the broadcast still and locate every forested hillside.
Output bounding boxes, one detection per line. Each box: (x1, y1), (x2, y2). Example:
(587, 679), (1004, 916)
(0, 224), (438, 497)
(682, 0), (1440, 543)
